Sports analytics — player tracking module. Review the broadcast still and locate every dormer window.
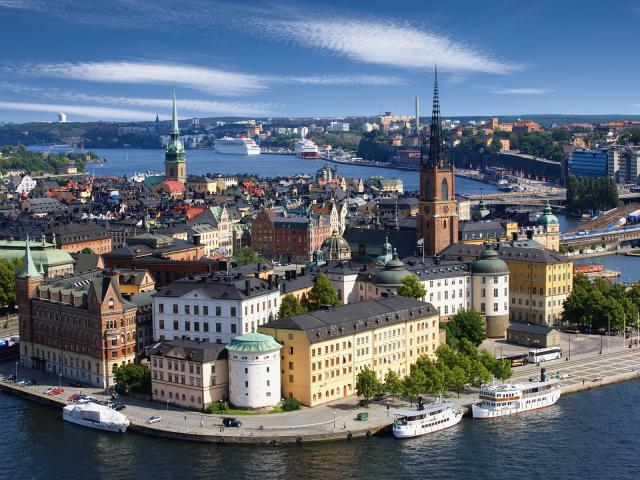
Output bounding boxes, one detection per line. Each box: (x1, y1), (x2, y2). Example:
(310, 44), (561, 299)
(108, 298), (115, 310)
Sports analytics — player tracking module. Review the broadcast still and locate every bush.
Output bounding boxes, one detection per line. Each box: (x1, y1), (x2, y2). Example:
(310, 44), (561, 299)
(282, 397), (300, 411)
(205, 401), (229, 414)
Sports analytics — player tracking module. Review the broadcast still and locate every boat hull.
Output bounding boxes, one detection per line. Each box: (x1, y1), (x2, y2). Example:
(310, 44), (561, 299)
(392, 409), (463, 438)
(472, 390), (561, 419)
(296, 152), (319, 159)
(63, 411), (129, 433)
(214, 146), (260, 155)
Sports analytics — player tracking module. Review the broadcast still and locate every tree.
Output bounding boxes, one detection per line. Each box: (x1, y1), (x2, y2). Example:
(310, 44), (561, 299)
(355, 366), (381, 404)
(80, 247), (95, 254)
(493, 359), (513, 381)
(0, 258), (21, 307)
(232, 246), (262, 266)
(446, 366), (468, 397)
(307, 273), (340, 311)
(113, 364), (151, 394)
(445, 309), (487, 346)
(278, 293), (306, 318)
(383, 369), (402, 397)
(489, 137), (502, 153)
(401, 369), (424, 405)
(397, 274), (426, 300)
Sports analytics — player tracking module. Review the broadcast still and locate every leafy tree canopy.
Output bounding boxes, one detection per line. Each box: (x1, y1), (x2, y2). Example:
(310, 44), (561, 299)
(397, 274), (426, 300)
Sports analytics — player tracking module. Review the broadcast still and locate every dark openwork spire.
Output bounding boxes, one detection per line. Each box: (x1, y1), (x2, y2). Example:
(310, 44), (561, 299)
(422, 65), (446, 168)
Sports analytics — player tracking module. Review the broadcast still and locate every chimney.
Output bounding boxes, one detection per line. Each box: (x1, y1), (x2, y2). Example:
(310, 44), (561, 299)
(540, 367), (546, 382)
(256, 262), (261, 271)
(244, 279), (250, 295)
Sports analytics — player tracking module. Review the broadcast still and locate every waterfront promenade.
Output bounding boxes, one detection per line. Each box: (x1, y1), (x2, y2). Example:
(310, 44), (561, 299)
(3, 343), (640, 444)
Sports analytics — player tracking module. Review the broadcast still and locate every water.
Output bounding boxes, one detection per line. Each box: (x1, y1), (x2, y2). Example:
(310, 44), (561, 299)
(30, 147), (499, 195)
(573, 254), (640, 284)
(1, 381), (639, 479)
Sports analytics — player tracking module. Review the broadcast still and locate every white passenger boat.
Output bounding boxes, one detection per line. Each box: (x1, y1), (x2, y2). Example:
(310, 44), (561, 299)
(63, 403), (129, 432)
(392, 398), (463, 438)
(215, 137), (261, 155)
(294, 138), (319, 158)
(472, 369), (561, 419)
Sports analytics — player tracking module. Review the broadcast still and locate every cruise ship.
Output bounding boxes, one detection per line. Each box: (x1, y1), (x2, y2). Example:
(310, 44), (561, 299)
(472, 369), (561, 419)
(392, 398), (463, 438)
(295, 138), (319, 158)
(215, 137), (261, 155)
(63, 403), (130, 433)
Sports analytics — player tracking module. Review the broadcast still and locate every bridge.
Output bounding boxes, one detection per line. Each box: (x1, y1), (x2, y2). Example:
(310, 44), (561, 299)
(461, 190), (566, 207)
(561, 224), (640, 248)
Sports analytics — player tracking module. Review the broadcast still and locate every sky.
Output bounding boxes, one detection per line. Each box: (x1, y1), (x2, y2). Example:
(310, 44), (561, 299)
(0, 0), (639, 122)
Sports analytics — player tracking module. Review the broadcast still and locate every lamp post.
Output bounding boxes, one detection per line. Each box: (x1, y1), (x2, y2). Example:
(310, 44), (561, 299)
(333, 410), (336, 429)
(15, 361), (18, 383)
(59, 373), (62, 388)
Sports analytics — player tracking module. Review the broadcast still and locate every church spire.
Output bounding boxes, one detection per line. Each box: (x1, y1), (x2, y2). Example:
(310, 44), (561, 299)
(171, 86), (179, 135)
(20, 235), (41, 278)
(424, 64), (446, 168)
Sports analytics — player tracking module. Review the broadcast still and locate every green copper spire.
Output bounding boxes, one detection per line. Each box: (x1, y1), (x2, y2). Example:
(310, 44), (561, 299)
(20, 235), (41, 278)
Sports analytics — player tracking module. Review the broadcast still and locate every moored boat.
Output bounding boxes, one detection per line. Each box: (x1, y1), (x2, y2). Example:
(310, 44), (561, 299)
(215, 137), (261, 155)
(392, 397), (463, 438)
(472, 368), (561, 419)
(63, 403), (129, 433)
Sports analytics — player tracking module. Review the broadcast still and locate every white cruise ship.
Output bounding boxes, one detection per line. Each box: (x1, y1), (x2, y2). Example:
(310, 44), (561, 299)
(393, 398), (463, 438)
(295, 138), (319, 158)
(215, 137), (261, 155)
(63, 403), (130, 433)
(472, 369), (561, 419)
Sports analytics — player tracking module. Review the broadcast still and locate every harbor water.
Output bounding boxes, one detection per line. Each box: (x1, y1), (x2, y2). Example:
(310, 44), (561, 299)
(1, 380), (638, 479)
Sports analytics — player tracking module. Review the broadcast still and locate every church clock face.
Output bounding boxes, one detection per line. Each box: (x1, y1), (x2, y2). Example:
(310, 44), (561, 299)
(442, 205), (449, 214)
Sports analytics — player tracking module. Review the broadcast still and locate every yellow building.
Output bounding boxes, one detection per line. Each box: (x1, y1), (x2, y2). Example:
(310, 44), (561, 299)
(259, 296), (440, 407)
(116, 269), (156, 296)
(188, 176), (218, 195)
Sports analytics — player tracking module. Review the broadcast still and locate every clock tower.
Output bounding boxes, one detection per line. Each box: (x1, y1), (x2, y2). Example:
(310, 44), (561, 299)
(418, 67), (458, 255)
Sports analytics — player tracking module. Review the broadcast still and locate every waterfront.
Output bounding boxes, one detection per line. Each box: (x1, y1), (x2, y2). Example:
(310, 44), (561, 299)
(574, 253), (640, 284)
(1, 380), (639, 479)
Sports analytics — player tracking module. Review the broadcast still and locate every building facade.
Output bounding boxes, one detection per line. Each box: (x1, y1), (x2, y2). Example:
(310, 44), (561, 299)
(260, 296), (440, 407)
(568, 149), (608, 178)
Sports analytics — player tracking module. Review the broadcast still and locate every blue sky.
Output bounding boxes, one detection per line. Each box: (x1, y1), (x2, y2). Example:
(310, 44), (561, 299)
(0, 0), (639, 122)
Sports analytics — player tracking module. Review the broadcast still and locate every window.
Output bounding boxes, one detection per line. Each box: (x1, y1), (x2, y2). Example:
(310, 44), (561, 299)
(203, 322), (209, 332)
(289, 375), (294, 383)
(216, 306), (221, 316)
(173, 320), (179, 330)
(230, 307), (237, 317)
(493, 288), (498, 297)
(493, 303), (498, 312)
(481, 303), (486, 313)
(203, 306), (209, 315)
(216, 323), (221, 333)
(288, 347), (294, 355)
(289, 361), (294, 370)
(194, 322), (200, 332)
(173, 304), (178, 314)
(184, 305), (190, 315)
(440, 178), (448, 200)
(159, 303), (164, 313)
(185, 321), (191, 331)
(194, 305), (199, 315)
(159, 320), (165, 330)
(231, 324), (237, 334)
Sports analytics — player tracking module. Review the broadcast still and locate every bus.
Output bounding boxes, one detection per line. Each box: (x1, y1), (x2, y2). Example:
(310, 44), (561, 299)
(503, 353), (528, 367)
(527, 347), (562, 363)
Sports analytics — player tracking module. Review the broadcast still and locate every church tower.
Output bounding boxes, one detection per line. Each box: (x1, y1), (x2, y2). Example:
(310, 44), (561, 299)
(418, 67), (458, 255)
(16, 237), (43, 368)
(164, 89), (187, 183)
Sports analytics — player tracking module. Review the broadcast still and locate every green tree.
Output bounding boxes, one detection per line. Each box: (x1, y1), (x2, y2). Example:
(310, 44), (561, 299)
(383, 369), (402, 397)
(355, 366), (382, 404)
(278, 293), (306, 318)
(401, 368), (425, 404)
(446, 366), (468, 397)
(493, 359), (513, 381)
(307, 273), (341, 310)
(397, 274), (426, 300)
(488, 137), (502, 153)
(445, 309), (487, 347)
(0, 258), (21, 307)
(113, 364), (151, 394)
(80, 247), (95, 254)
(232, 246), (262, 266)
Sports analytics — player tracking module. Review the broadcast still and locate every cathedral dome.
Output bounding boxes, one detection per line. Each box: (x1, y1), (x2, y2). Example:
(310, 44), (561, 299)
(537, 201), (559, 227)
(321, 230), (351, 261)
(375, 250), (410, 287)
(471, 245), (509, 275)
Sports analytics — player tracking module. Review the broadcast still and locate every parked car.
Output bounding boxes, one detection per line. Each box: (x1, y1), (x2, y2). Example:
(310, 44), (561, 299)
(46, 387), (64, 395)
(222, 417), (242, 428)
(18, 379), (35, 387)
(373, 393), (388, 401)
(112, 403), (126, 411)
(147, 416), (162, 424)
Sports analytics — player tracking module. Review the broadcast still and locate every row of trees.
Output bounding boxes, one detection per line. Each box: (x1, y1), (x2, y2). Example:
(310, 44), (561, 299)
(562, 274), (640, 331)
(0, 145), (91, 175)
(566, 175), (619, 214)
(356, 339), (511, 403)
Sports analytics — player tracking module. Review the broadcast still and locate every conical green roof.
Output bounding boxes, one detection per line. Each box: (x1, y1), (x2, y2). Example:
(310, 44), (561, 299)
(537, 201), (559, 226)
(19, 237), (41, 278)
(226, 331), (282, 352)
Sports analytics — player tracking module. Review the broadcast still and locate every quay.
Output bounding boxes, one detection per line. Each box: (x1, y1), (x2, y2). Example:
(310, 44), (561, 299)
(3, 346), (640, 444)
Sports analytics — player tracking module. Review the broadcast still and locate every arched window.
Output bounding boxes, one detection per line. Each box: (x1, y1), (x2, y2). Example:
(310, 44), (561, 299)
(441, 178), (449, 200)
(108, 298), (114, 310)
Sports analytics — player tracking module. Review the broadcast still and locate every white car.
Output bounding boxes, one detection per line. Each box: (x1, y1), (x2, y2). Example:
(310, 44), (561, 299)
(147, 416), (162, 424)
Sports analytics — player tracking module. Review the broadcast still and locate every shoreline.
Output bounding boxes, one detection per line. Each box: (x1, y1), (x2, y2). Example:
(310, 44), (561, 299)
(3, 348), (640, 444)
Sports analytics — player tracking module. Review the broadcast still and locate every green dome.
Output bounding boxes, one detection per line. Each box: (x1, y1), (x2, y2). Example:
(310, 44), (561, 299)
(471, 246), (509, 275)
(537, 201), (559, 226)
(321, 230), (351, 261)
(226, 331), (282, 353)
(477, 199), (490, 220)
(375, 251), (410, 287)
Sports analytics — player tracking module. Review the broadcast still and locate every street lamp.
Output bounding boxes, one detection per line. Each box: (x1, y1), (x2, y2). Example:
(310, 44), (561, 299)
(333, 410), (336, 429)
(59, 373), (62, 388)
(568, 333), (571, 361)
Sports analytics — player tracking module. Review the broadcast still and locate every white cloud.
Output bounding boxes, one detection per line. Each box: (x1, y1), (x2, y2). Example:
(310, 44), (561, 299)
(0, 102), (156, 121)
(19, 61), (404, 96)
(486, 87), (551, 95)
(256, 17), (517, 74)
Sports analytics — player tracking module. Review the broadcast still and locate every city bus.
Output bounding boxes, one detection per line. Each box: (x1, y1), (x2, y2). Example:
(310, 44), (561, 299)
(503, 353), (528, 367)
(527, 347), (562, 363)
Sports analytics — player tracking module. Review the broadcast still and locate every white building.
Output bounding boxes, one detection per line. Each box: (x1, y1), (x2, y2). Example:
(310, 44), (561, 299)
(226, 331), (282, 408)
(15, 175), (36, 195)
(470, 246), (510, 338)
(153, 275), (280, 344)
(361, 122), (379, 133)
(58, 112), (67, 123)
(328, 121), (350, 132)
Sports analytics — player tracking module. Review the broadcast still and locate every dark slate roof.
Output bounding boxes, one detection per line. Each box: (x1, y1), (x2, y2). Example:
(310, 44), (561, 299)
(263, 296), (437, 344)
(154, 274), (278, 300)
(129, 291), (155, 307)
(507, 322), (559, 335)
(148, 339), (228, 362)
(402, 256), (471, 279)
(343, 227), (418, 258)
(440, 243), (569, 264)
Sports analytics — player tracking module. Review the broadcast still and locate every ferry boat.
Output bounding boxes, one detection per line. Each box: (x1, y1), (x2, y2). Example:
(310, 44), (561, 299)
(294, 138), (319, 158)
(215, 137), (261, 155)
(392, 398), (463, 438)
(63, 403), (129, 433)
(472, 369), (561, 419)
